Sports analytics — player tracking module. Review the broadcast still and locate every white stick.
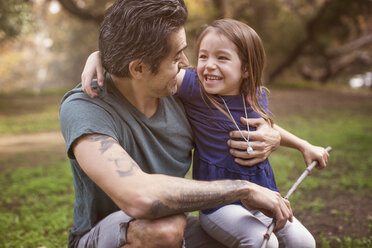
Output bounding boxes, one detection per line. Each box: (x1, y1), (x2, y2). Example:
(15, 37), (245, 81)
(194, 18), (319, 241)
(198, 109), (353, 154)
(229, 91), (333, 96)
(260, 146), (332, 248)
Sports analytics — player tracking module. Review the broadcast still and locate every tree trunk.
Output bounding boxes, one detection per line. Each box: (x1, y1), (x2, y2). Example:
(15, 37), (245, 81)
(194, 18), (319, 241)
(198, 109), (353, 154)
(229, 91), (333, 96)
(56, 0), (104, 23)
(268, 0), (334, 82)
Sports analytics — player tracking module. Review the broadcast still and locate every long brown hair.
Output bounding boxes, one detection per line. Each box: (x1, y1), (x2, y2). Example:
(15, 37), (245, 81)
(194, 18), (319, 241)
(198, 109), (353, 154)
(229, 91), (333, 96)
(195, 19), (273, 126)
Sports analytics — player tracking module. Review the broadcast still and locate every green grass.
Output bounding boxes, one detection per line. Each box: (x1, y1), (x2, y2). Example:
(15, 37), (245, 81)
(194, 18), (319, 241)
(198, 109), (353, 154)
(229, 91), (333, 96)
(271, 111), (372, 197)
(0, 90), (63, 134)
(0, 159), (74, 247)
(318, 234), (372, 248)
(268, 109), (372, 247)
(0, 104), (60, 134)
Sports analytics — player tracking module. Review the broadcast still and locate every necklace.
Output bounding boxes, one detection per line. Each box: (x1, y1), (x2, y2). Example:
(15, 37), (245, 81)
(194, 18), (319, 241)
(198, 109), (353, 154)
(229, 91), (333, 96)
(220, 94), (253, 154)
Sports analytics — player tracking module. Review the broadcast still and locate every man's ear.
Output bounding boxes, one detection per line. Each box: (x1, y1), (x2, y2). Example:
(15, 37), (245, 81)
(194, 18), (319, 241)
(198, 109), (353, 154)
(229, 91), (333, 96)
(129, 59), (149, 79)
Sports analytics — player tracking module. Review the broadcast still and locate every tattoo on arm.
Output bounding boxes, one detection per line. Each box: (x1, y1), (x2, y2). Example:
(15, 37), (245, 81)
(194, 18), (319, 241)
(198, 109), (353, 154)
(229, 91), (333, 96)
(87, 134), (117, 153)
(113, 160), (138, 177)
(86, 134), (139, 177)
(149, 180), (247, 218)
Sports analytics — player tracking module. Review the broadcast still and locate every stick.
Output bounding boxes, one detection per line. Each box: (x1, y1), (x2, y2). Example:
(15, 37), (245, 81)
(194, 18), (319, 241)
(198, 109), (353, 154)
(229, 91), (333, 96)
(260, 146), (332, 248)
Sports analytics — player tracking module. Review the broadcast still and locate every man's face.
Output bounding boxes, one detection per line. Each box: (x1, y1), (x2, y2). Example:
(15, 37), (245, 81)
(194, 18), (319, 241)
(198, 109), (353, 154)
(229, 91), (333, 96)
(146, 27), (189, 97)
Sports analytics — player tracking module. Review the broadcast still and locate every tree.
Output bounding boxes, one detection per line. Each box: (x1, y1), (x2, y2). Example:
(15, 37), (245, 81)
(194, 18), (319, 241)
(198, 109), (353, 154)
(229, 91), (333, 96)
(0, 0), (34, 43)
(56, 0), (105, 23)
(270, 0), (372, 82)
(3, 0), (370, 86)
(209, 0), (372, 83)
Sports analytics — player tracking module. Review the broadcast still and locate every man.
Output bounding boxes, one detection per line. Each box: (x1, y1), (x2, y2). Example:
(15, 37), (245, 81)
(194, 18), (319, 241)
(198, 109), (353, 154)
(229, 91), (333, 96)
(59, 0), (292, 247)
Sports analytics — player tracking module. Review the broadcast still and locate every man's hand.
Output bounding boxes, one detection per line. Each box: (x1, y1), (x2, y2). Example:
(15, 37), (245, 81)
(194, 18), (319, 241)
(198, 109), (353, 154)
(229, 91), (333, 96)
(228, 117), (280, 166)
(242, 183), (293, 232)
(81, 51), (104, 98)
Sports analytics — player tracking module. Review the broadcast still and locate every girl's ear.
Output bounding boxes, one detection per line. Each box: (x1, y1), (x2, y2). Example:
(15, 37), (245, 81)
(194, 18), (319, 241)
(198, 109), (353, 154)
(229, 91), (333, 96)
(129, 59), (150, 79)
(242, 66), (249, 79)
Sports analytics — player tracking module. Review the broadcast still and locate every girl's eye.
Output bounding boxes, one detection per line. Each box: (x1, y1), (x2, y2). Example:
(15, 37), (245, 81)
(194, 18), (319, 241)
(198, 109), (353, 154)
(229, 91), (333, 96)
(199, 54), (207, 59)
(219, 56), (229, 60)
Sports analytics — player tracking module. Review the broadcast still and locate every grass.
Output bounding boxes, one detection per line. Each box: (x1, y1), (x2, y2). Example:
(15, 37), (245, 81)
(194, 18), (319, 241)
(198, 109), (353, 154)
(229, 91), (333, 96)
(0, 88), (371, 247)
(0, 105), (60, 134)
(0, 91), (63, 134)
(271, 111), (372, 196)
(0, 158), (74, 248)
(318, 234), (372, 248)
(268, 103), (372, 247)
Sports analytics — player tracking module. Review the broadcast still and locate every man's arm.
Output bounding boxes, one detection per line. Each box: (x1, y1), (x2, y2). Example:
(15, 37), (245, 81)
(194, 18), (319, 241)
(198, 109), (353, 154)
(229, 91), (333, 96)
(73, 133), (292, 230)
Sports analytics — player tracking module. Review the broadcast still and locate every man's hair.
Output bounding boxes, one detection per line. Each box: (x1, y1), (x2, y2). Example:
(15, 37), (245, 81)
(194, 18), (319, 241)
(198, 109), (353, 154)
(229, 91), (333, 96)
(99, 0), (188, 77)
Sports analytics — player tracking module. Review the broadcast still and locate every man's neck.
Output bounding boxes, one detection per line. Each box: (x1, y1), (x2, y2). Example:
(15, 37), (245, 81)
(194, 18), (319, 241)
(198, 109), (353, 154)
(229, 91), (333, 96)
(111, 75), (159, 118)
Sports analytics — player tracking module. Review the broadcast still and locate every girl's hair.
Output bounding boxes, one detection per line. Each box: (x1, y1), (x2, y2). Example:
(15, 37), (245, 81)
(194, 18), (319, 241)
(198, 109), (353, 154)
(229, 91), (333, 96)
(195, 18), (273, 126)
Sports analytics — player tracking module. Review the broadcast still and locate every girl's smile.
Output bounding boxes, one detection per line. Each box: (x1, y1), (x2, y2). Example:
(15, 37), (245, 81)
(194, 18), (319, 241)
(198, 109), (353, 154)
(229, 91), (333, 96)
(204, 74), (223, 85)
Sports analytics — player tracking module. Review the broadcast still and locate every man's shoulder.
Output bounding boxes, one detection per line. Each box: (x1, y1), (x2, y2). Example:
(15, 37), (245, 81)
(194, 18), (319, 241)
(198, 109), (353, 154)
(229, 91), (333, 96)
(60, 83), (113, 113)
(59, 84), (120, 131)
(60, 84), (88, 106)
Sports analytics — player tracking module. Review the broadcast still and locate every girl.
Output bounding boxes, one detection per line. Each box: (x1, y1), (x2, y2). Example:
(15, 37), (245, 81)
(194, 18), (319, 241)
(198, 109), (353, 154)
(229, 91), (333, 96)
(82, 19), (329, 248)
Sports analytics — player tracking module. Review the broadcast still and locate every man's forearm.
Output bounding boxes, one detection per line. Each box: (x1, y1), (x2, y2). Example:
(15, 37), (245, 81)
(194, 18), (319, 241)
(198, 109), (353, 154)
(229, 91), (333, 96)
(146, 176), (249, 218)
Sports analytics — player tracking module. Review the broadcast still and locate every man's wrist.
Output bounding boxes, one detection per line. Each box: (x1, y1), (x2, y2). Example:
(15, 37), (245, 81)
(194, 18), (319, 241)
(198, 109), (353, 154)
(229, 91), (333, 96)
(236, 180), (252, 200)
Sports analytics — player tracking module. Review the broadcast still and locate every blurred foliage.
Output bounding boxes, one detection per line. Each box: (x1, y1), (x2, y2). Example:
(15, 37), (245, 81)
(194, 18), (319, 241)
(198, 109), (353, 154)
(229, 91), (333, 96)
(0, 0), (34, 41)
(0, 0), (100, 91)
(0, 0), (371, 91)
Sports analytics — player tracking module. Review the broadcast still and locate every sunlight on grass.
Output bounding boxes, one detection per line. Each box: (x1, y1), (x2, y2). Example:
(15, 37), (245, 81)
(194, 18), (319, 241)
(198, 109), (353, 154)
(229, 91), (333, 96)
(319, 234), (372, 248)
(0, 104), (60, 134)
(273, 111), (372, 193)
(268, 109), (372, 232)
(0, 90), (65, 135)
(0, 159), (73, 247)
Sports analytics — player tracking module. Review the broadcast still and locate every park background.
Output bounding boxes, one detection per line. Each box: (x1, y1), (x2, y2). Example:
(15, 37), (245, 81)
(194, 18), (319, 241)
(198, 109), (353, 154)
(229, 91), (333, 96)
(0, 0), (371, 247)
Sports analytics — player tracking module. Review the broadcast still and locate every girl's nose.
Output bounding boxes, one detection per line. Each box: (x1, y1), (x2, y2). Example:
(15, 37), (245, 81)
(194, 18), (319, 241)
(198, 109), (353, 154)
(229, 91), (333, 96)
(205, 59), (217, 70)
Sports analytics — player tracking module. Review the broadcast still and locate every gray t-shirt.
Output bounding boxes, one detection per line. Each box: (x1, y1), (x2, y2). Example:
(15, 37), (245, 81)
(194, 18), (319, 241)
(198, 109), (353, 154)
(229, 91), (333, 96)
(59, 74), (194, 247)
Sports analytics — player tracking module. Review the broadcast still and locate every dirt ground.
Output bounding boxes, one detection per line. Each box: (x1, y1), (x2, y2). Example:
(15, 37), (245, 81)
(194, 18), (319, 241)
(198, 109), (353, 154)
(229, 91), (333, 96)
(1, 89), (371, 246)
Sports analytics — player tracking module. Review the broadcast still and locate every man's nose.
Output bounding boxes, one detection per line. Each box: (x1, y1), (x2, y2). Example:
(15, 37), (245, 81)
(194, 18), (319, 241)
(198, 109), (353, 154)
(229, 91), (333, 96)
(179, 52), (189, 68)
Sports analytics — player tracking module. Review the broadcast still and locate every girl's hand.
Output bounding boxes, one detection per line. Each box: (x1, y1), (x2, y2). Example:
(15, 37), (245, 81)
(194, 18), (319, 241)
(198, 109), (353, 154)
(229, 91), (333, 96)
(302, 143), (329, 170)
(81, 51), (104, 98)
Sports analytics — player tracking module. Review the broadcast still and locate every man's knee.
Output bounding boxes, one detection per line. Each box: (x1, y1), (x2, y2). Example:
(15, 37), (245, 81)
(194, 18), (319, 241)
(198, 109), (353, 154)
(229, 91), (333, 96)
(125, 214), (187, 248)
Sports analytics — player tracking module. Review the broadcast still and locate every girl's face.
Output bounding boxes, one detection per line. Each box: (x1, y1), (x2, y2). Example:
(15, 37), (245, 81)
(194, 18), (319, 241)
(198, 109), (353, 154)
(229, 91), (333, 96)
(197, 30), (246, 96)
